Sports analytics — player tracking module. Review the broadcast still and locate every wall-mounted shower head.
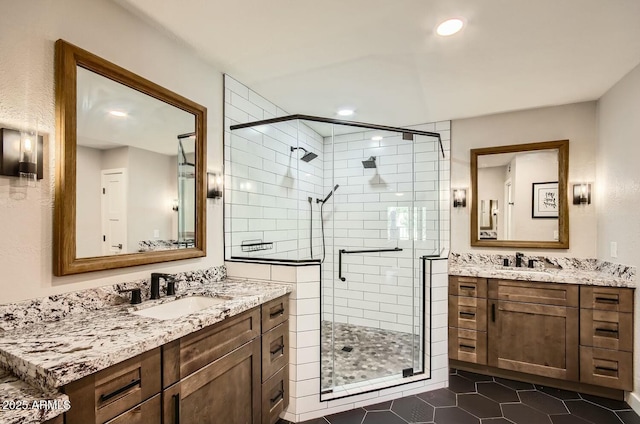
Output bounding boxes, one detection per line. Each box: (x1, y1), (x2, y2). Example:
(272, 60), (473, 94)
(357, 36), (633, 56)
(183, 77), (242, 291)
(362, 156), (377, 169)
(291, 146), (318, 162)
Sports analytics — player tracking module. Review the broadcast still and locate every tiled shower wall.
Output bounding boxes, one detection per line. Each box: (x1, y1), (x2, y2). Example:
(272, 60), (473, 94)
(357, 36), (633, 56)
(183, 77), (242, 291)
(224, 75), (324, 260)
(321, 125), (451, 333)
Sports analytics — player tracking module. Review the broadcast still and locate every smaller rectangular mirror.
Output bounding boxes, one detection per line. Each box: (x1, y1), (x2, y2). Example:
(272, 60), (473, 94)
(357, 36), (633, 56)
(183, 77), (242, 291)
(471, 140), (569, 249)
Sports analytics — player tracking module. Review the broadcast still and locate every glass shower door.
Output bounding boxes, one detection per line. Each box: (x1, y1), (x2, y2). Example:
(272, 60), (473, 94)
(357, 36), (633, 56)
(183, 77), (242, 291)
(320, 126), (425, 398)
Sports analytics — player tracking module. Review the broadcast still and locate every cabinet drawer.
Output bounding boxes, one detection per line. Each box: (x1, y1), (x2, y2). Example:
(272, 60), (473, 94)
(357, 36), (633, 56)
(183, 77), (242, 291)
(163, 307), (261, 386)
(580, 309), (633, 352)
(448, 295), (487, 331)
(580, 287), (634, 312)
(262, 296), (289, 333)
(104, 394), (160, 424)
(64, 348), (161, 424)
(449, 276), (487, 298)
(580, 346), (633, 391)
(488, 279), (578, 307)
(262, 366), (289, 424)
(448, 327), (487, 365)
(262, 322), (289, 381)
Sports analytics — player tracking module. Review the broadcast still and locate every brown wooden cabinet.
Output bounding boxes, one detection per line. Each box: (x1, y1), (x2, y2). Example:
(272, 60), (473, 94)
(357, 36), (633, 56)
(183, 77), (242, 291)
(162, 339), (262, 424)
(448, 276), (488, 364)
(63, 295), (290, 424)
(450, 276), (635, 397)
(579, 286), (633, 391)
(63, 348), (161, 424)
(487, 279), (579, 381)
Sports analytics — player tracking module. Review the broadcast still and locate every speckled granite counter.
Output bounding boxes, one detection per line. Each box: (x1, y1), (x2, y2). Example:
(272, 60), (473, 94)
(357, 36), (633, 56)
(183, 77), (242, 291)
(0, 370), (68, 424)
(449, 252), (636, 288)
(0, 267), (291, 423)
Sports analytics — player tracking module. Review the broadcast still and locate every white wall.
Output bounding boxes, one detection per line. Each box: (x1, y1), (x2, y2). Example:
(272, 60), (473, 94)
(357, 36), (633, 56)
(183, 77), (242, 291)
(512, 150), (558, 241)
(596, 62), (640, 409)
(76, 146), (102, 257)
(224, 75), (325, 260)
(0, 0), (223, 303)
(451, 102), (597, 257)
(127, 147), (175, 252)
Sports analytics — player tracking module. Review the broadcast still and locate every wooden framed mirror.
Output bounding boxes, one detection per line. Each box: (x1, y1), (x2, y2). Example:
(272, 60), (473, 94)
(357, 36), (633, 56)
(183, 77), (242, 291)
(470, 140), (569, 249)
(54, 40), (207, 275)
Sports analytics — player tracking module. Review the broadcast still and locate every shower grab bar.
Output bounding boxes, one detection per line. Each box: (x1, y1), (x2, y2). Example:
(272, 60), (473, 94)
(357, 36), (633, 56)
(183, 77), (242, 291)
(338, 247), (403, 281)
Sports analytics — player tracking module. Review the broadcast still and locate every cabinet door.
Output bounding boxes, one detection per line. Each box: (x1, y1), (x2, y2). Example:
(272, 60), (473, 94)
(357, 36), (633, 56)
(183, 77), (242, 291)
(488, 299), (579, 381)
(163, 338), (262, 424)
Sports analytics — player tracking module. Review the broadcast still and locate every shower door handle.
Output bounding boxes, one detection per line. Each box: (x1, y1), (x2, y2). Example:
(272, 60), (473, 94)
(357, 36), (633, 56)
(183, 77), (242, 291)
(339, 249), (346, 281)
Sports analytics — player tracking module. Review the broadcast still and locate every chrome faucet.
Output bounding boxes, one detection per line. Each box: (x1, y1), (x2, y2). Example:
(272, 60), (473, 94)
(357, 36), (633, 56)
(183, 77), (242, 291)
(515, 252), (524, 267)
(150, 273), (175, 299)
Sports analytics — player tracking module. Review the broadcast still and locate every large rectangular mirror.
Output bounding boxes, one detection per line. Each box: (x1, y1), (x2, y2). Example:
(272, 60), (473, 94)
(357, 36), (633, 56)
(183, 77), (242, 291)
(54, 40), (207, 275)
(470, 140), (569, 249)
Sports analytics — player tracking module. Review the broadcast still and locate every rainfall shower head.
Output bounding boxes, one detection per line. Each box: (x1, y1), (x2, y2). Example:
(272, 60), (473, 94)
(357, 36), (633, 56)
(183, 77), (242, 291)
(362, 156), (377, 169)
(291, 146), (318, 162)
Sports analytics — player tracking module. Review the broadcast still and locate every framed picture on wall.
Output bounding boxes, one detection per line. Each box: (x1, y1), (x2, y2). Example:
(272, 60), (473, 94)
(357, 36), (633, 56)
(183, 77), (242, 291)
(532, 181), (559, 218)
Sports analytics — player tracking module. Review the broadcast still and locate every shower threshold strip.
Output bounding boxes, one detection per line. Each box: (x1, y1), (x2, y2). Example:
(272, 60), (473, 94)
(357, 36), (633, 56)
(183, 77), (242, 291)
(338, 247), (403, 281)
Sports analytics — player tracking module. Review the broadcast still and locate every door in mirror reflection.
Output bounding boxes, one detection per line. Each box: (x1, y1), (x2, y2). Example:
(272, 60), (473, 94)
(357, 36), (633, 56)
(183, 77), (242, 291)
(75, 66), (196, 258)
(477, 149), (558, 242)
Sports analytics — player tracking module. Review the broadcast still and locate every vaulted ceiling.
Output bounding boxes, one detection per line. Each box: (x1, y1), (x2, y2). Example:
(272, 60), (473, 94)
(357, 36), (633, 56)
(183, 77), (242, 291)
(116, 0), (640, 126)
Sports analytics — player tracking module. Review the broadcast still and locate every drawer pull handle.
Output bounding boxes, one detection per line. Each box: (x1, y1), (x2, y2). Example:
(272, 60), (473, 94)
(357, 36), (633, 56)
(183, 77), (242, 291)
(99, 378), (141, 403)
(460, 312), (476, 318)
(270, 344), (285, 356)
(460, 285), (476, 290)
(595, 365), (618, 373)
(270, 390), (284, 405)
(491, 303), (496, 322)
(173, 394), (180, 424)
(595, 297), (618, 305)
(459, 344), (475, 350)
(270, 308), (285, 318)
(595, 328), (619, 335)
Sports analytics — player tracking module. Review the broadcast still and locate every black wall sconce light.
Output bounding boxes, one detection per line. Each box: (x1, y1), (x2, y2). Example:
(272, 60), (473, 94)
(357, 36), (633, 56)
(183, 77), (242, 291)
(573, 183), (591, 205)
(207, 172), (223, 199)
(0, 128), (43, 186)
(453, 188), (467, 208)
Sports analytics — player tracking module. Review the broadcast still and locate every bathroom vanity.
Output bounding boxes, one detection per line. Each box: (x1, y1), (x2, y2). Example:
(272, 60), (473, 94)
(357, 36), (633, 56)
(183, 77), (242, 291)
(0, 273), (290, 424)
(449, 254), (635, 399)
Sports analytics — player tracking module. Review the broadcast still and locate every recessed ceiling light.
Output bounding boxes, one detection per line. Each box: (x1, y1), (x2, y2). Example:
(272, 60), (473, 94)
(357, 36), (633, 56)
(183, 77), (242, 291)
(436, 18), (464, 36)
(109, 110), (127, 117)
(337, 109), (354, 117)
(371, 136), (383, 141)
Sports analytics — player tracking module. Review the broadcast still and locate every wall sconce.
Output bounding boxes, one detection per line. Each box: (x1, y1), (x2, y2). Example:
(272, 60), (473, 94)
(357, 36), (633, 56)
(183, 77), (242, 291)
(0, 128), (43, 186)
(207, 172), (222, 199)
(453, 188), (467, 208)
(573, 183), (591, 205)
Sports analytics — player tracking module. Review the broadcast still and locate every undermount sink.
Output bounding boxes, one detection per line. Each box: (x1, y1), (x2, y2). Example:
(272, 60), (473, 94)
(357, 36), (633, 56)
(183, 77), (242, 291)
(131, 296), (228, 321)
(500, 267), (548, 273)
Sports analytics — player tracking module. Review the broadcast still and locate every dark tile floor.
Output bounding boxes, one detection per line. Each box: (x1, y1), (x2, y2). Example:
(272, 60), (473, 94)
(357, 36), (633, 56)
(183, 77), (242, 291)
(279, 369), (640, 424)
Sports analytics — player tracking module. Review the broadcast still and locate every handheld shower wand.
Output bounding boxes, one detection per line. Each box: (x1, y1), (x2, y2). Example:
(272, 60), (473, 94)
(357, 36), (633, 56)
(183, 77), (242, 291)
(318, 185), (339, 263)
(318, 184), (340, 204)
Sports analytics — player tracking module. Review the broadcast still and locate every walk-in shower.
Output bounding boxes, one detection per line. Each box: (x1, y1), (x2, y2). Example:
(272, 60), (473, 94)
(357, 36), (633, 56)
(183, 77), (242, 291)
(225, 114), (446, 399)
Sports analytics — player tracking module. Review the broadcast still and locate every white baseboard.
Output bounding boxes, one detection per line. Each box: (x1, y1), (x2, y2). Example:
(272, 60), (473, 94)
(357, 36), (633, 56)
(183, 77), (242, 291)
(626, 391), (640, 415)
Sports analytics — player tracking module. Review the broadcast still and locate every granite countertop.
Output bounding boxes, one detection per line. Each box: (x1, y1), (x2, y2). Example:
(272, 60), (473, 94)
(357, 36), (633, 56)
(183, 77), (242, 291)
(0, 277), (292, 396)
(449, 253), (636, 288)
(0, 370), (69, 424)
